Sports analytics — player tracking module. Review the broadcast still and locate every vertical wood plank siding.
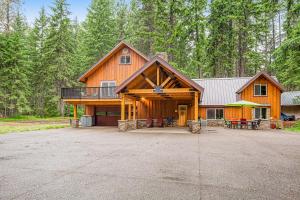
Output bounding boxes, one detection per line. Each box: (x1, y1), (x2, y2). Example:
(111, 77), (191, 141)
(240, 76), (281, 119)
(86, 48), (147, 86)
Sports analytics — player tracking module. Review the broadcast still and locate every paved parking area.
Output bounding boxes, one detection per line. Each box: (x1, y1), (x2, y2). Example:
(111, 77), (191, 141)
(0, 127), (300, 200)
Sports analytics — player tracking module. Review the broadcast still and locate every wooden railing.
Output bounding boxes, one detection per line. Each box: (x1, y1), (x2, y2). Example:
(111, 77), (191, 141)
(61, 87), (119, 99)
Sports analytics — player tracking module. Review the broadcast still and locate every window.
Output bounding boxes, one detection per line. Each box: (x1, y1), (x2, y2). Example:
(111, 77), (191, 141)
(101, 81), (116, 98)
(254, 84), (267, 96)
(120, 55), (131, 64)
(254, 108), (267, 119)
(207, 108), (224, 119)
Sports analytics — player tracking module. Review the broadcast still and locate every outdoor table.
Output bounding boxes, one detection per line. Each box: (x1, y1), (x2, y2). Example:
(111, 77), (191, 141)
(228, 120), (258, 129)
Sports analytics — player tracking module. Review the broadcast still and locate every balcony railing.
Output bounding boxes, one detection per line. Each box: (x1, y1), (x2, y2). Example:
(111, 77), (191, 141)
(61, 87), (119, 99)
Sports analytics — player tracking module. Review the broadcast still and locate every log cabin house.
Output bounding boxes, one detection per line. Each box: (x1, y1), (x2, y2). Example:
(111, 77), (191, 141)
(61, 41), (284, 132)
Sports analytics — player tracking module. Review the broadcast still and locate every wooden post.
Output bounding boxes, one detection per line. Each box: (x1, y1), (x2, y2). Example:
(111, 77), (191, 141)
(121, 93), (125, 120)
(194, 92), (199, 121)
(133, 100), (136, 120)
(157, 66), (160, 85)
(73, 104), (77, 119)
(128, 104), (132, 120)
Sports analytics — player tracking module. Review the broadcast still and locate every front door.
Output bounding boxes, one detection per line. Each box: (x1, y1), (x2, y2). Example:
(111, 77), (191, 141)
(178, 105), (187, 126)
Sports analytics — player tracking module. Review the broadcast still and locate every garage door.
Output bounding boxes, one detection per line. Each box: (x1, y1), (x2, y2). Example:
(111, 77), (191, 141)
(95, 106), (120, 126)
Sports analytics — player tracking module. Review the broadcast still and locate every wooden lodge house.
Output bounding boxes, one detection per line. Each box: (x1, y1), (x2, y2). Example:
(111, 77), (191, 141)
(61, 41), (284, 132)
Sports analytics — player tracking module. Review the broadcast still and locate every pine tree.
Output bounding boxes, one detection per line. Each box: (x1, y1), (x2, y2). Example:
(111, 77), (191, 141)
(186, 0), (207, 78)
(44, 0), (75, 116)
(28, 7), (49, 116)
(0, 14), (30, 116)
(83, 0), (118, 65)
(207, 0), (236, 77)
(273, 0), (300, 90)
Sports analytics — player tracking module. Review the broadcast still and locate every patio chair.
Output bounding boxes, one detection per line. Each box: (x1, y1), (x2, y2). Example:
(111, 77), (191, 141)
(231, 120), (238, 129)
(146, 117), (153, 128)
(166, 117), (174, 127)
(224, 120), (231, 128)
(156, 116), (163, 127)
(240, 118), (247, 129)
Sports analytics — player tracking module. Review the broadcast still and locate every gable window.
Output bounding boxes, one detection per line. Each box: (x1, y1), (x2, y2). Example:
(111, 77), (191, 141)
(207, 108), (224, 119)
(101, 81), (116, 98)
(254, 84), (267, 96)
(120, 55), (131, 64)
(254, 108), (267, 119)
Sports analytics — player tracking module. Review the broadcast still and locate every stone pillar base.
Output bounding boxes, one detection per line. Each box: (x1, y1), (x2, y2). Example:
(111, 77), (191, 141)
(71, 119), (79, 128)
(127, 120), (137, 130)
(118, 120), (128, 132)
(189, 121), (201, 134)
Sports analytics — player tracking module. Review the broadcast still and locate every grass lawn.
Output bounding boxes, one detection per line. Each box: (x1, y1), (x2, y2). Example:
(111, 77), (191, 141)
(0, 115), (69, 122)
(285, 121), (300, 133)
(0, 124), (69, 134)
(0, 115), (70, 134)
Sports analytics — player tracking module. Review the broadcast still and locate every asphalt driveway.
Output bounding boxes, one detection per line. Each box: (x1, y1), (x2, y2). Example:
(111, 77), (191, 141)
(0, 127), (300, 200)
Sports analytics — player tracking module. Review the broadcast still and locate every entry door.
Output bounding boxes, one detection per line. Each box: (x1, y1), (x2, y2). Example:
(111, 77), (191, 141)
(178, 105), (187, 126)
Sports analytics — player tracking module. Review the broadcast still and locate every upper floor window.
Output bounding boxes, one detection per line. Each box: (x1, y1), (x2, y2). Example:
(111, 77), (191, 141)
(254, 84), (267, 96)
(207, 108), (224, 119)
(120, 55), (131, 64)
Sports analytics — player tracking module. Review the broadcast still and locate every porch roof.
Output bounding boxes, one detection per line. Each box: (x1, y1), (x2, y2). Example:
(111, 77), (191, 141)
(116, 56), (204, 95)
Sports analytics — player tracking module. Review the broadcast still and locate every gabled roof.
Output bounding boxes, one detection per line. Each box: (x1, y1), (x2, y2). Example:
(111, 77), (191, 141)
(281, 91), (300, 106)
(236, 71), (284, 93)
(78, 41), (149, 82)
(193, 72), (283, 106)
(116, 56), (204, 94)
(193, 77), (251, 105)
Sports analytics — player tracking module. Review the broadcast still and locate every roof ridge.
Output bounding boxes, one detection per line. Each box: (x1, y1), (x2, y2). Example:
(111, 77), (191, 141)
(193, 77), (252, 81)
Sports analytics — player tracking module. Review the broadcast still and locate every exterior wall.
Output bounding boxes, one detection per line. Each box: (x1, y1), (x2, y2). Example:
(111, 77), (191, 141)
(86, 47), (147, 87)
(282, 105), (300, 119)
(85, 105), (95, 115)
(240, 76), (281, 120)
(136, 99), (193, 120)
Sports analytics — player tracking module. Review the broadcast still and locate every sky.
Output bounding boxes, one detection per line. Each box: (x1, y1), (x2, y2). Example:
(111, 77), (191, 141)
(23, 0), (92, 24)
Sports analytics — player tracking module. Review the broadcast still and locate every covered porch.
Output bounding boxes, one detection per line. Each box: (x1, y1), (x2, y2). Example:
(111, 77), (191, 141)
(116, 56), (204, 133)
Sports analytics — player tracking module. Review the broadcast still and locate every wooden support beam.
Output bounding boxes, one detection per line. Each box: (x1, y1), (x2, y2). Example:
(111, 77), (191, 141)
(160, 76), (172, 88)
(128, 104), (132, 120)
(141, 73), (156, 88)
(133, 100), (136, 120)
(121, 93), (125, 120)
(127, 88), (193, 94)
(165, 79), (175, 88)
(73, 104), (77, 119)
(157, 66), (160, 85)
(194, 92), (199, 121)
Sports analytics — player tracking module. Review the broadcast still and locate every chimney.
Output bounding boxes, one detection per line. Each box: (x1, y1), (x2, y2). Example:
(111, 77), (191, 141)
(156, 52), (168, 62)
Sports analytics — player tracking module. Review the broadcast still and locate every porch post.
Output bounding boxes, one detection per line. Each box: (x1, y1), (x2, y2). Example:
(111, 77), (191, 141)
(128, 104), (132, 120)
(72, 104), (79, 128)
(133, 100), (136, 120)
(121, 93), (125, 120)
(73, 104), (77, 120)
(194, 92), (199, 121)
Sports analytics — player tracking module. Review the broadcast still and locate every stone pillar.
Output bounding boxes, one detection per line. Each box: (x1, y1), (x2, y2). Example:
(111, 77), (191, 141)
(118, 120), (128, 132)
(190, 121), (201, 134)
(127, 120), (137, 130)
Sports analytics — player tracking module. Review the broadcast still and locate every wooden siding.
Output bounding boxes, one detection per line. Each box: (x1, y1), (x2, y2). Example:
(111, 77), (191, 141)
(86, 47), (147, 87)
(136, 99), (193, 119)
(240, 76), (281, 119)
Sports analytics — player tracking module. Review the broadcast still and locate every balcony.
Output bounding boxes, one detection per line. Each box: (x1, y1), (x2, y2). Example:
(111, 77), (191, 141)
(61, 87), (119, 99)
